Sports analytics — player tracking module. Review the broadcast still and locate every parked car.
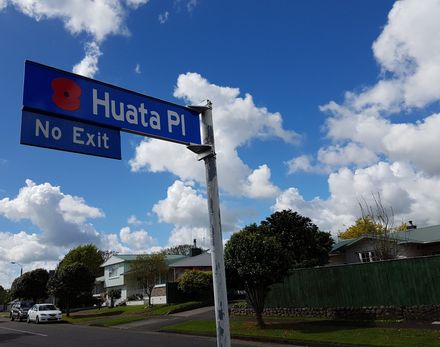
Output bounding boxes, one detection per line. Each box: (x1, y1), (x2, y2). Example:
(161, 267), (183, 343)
(10, 301), (34, 322)
(27, 304), (62, 324)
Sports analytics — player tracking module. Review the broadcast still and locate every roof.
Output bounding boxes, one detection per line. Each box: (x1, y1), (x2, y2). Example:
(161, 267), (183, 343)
(169, 253), (212, 268)
(100, 253), (188, 267)
(331, 224), (440, 254)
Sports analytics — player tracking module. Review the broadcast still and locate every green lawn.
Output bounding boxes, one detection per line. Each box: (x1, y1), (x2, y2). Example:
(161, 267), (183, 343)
(64, 301), (205, 327)
(161, 317), (440, 347)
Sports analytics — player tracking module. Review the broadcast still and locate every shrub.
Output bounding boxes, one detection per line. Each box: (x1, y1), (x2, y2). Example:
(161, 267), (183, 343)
(178, 270), (213, 301)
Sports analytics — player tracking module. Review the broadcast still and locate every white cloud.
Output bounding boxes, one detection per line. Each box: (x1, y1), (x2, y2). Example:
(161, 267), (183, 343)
(274, 161), (440, 235)
(186, 0), (197, 12)
(243, 165), (279, 198)
(153, 180), (208, 227)
(152, 180), (239, 247)
(0, 179), (103, 246)
(127, 214), (143, 225)
(317, 143), (378, 168)
(286, 155), (328, 175)
(135, 63), (141, 74)
(0, 180), (162, 287)
(119, 226), (155, 251)
(130, 72), (299, 197)
(72, 41), (102, 78)
(3, 0), (150, 78)
(158, 11), (169, 24)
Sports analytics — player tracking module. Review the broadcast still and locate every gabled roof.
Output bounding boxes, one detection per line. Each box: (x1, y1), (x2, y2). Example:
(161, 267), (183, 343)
(331, 224), (440, 254)
(100, 253), (188, 267)
(169, 253), (212, 268)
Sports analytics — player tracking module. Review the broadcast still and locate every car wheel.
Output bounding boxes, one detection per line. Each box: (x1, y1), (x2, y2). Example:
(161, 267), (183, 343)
(19, 315), (23, 322)
(35, 316), (39, 324)
(27, 316), (30, 323)
(10, 315), (14, 321)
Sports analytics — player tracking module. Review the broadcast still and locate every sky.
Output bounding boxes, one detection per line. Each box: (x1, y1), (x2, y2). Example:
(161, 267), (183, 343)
(1, 0), (440, 288)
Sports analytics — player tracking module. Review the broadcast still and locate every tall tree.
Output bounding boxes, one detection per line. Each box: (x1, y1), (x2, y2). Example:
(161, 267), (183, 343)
(10, 269), (49, 302)
(261, 210), (334, 268)
(59, 244), (104, 277)
(0, 285), (10, 306)
(47, 262), (95, 316)
(129, 253), (169, 306)
(225, 224), (290, 328)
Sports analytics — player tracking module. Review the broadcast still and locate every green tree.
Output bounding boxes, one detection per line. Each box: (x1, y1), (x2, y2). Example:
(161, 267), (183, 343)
(338, 216), (383, 240)
(47, 262), (95, 316)
(107, 289), (121, 308)
(129, 253), (169, 306)
(163, 244), (208, 256)
(10, 269), (49, 302)
(0, 285), (10, 306)
(178, 270), (213, 301)
(224, 224), (290, 328)
(262, 210), (334, 268)
(59, 244), (104, 277)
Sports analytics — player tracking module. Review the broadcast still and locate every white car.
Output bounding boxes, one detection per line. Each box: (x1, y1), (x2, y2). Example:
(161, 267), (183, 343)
(27, 304), (62, 324)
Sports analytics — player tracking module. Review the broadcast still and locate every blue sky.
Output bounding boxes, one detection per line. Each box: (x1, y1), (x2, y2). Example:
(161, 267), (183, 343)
(2, 0), (440, 287)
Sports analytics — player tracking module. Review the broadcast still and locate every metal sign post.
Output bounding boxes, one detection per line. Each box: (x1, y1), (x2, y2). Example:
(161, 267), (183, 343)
(188, 101), (231, 347)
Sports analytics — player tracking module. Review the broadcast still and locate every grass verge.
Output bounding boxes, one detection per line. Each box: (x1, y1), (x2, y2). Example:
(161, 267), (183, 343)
(63, 301), (205, 327)
(160, 317), (440, 347)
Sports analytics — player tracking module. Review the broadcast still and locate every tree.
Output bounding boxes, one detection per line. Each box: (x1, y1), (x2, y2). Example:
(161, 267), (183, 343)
(224, 224), (290, 328)
(163, 244), (208, 256)
(59, 244), (105, 277)
(261, 210), (334, 268)
(10, 269), (49, 302)
(0, 285), (10, 306)
(107, 289), (121, 308)
(338, 216), (383, 240)
(129, 253), (169, 306)
(358, 193), (399, 260)
(178, 270), (213, 301)
(47, 262), (95, 316)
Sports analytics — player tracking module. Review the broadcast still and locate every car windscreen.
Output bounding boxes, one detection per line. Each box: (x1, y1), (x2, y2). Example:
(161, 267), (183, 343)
(21, 302), (34, 308)
(39, 304), (56, 311)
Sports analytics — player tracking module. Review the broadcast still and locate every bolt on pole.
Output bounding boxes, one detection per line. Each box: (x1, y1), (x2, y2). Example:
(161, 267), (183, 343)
(187, 100), (231, 347)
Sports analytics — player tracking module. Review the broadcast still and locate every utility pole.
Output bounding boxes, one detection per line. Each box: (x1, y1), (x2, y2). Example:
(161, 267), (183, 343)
(187, 100), (231, 347)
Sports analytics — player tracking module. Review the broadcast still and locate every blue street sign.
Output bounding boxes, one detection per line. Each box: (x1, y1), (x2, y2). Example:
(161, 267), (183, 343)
(23, 60), (201, 145)
(21, 111), (121, 160)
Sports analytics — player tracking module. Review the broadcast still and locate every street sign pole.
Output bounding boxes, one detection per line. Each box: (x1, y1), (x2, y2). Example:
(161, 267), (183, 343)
(188, 101), (231, 347)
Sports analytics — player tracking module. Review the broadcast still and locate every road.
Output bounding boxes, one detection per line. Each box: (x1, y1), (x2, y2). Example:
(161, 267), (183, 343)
(0, 318), (288, 347)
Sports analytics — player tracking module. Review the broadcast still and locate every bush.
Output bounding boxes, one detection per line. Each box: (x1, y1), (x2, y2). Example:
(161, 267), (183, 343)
(178, 270), (213, 301)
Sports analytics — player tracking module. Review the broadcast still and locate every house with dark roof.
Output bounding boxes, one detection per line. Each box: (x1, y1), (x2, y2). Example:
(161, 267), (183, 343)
(168, 253), (212, 281)
(330, 224), (440, 265)
(95, 253), (187, 305)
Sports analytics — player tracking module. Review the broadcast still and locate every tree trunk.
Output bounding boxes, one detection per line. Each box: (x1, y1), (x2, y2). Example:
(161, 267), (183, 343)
(246, 284), (266, 328)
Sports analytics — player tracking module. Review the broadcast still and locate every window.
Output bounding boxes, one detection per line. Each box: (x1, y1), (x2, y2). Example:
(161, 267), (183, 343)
(108, 265), (118, 278)
(358, 251), (378, 263)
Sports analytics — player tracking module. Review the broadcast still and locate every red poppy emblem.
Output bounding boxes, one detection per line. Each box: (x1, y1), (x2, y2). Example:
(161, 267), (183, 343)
(51, 78), (81, 111)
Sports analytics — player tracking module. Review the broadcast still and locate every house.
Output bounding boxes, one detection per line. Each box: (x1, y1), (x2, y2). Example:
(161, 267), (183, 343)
(168, 252), (212, 281)
(95, 253), (187, 305)
(330, 224), (440, 265)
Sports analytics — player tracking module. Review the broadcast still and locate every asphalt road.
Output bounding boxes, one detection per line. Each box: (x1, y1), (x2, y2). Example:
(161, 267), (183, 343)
(0, 318), (285, 347)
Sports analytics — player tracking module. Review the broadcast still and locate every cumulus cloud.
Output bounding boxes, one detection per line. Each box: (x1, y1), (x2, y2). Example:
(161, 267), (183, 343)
(73, 41), (102, 78)
(0, 180), (158, 287)
(243, 165), (280, 198)
(281, 0), (440, 234)
(130, 72), (299, 197)
(275, 161), (440, 234)
(152, 180), (239, 247)
(0, 179), (103, 246)
(2, 0), (150, 77)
